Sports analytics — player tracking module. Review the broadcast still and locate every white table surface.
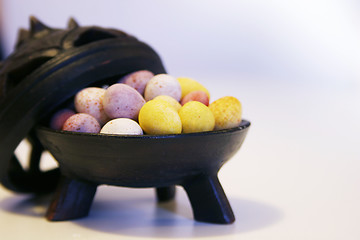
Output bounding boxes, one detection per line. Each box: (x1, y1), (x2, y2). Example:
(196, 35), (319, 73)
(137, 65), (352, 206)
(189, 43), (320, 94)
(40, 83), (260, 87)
(1, 75), (359, 240)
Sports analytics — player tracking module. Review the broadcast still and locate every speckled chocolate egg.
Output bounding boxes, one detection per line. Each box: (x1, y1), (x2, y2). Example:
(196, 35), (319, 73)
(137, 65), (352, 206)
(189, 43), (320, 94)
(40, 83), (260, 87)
(74, 87), (110, 125)
(100, 118), (143, 135)
(209, 96), (242, 130)
(62, 113), (101, 133)
(119, 70), (154, 95)
(144, 74), (181, 101)
(103, 83), (146, 120)
(179, 101), (215, 133)
(138, 100), (182, 135)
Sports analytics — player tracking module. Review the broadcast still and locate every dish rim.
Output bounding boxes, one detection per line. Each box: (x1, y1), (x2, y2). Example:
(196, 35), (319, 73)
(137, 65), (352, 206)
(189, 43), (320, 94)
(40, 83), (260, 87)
(36, 119), (251, 139)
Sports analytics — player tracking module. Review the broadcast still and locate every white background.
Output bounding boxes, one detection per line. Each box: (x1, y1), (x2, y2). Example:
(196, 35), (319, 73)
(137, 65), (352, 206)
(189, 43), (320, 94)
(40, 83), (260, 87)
(0, 0), (360, 239)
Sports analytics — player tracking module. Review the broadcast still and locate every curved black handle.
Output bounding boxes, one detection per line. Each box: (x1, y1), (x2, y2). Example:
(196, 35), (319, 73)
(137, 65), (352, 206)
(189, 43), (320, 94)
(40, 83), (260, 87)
(0, 39), (166, 193)
(1, 132), (60, 193)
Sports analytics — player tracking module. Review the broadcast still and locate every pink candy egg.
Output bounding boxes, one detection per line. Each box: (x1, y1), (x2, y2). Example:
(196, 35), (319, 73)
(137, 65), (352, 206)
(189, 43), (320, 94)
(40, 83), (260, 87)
(103, 83), (146, 120)
(62, 113), (101, 133)
(119, 70), (154, 95)
(74, 87), (110, 125)
(50, 109), (75, 130)
(181, 90), (209, 106)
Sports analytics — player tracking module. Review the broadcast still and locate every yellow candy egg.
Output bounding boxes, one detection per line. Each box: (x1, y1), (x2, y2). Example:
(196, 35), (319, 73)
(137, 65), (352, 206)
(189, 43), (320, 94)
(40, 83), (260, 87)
(177, 77), (210, 100)
(209, 96), (242, 130)
(153, 95), (182, 112)
(139, 100), (182, 135)
(179, 101), (215, 133)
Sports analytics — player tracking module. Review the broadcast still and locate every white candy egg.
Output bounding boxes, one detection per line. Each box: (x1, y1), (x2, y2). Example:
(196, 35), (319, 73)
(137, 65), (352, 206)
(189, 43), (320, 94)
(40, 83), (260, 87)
(144, 74), (182, 101)
(100, 118), (143, 135)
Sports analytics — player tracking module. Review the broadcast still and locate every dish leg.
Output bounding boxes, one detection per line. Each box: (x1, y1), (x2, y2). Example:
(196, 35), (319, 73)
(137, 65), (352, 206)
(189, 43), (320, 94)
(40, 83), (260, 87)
(182, 174), (235, 224)
(156, 185), (176, 202)
(46, 176), (97, 221)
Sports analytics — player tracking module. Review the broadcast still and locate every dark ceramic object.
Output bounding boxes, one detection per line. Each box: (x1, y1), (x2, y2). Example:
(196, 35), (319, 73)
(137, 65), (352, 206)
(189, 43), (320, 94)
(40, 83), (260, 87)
(0, 17), (251, 224)
(36, 120), (250, 223)
(0, 17), (165, 193)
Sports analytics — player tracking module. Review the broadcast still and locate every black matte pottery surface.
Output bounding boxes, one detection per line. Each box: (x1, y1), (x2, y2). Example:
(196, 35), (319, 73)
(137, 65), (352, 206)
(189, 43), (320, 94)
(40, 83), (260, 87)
(0, 17), (251, 225)
(0, 18), (165, 194)
(36, 120), (250, 223)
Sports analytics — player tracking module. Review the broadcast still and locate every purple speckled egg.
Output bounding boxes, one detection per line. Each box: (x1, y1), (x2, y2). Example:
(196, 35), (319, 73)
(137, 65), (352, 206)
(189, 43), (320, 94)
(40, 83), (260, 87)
(119, 70), (154, 95)
(103, 83), (146, 120)
(144, 74), (181, 101)
(50, 108), (75, 130)
(62, 113), (101, 133)
(74, 87), (110, 125)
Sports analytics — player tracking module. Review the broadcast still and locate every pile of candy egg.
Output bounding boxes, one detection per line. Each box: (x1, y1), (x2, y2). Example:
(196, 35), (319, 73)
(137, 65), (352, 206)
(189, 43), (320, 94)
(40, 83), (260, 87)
(50, 70), (242, 135)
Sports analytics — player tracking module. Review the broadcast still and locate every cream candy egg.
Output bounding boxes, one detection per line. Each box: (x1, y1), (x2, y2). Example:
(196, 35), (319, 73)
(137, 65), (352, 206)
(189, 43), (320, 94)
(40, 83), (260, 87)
(74, 87), (110, 125)
(100, 118), (143, 135)
(144, 74), (182, 101)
